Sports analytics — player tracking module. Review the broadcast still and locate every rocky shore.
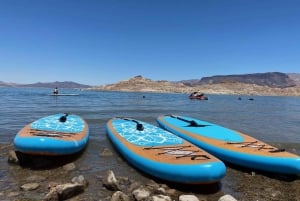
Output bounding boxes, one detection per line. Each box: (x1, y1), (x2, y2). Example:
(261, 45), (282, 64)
(3, 144), (300, 201)
(90, 76), (300, 96)
(5, 147), (239, 201)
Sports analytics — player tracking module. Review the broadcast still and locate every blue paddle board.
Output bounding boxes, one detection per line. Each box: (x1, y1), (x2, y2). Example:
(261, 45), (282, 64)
(14, 113), (89, 155)
(157, 115), (300, 175)
(106, 117), (226, 184)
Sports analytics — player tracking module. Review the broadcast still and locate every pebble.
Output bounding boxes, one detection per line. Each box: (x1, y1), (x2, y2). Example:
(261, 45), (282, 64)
(20, 183), (40, 191)
(218, 194), (238, 201)
(179, 194), (199, 201)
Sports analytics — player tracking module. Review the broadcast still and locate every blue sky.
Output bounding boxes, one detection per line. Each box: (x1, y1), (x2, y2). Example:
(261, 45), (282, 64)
(1, 0), (299, 86)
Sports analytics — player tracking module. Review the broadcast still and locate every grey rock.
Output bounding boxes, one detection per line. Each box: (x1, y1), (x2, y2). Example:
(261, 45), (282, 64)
(151, 194), (172, 201)
(179, 195), (199, 201)
(7, 150), (19, 164)
(110, 191), (130, 201)
(20, 183), (40, 191)
(43, 183), (85, 201)
(218, 194), (237, 201)
(72, 175), (88, 187)
(132, 187), (151, 201)
(102, 170), (120, 191)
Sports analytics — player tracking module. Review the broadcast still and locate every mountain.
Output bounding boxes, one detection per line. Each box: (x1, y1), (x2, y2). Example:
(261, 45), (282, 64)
(287, 73), (300, 86)
(0, 81), (18, 87)
(91, 73), (300, 96)
(91, 75), (189, 93)
(0, 81), (91, 88)
(180, 72), (296, 88)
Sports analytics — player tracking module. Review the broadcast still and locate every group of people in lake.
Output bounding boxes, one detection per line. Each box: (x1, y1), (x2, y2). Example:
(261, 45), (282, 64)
(189, 91), (208, 100)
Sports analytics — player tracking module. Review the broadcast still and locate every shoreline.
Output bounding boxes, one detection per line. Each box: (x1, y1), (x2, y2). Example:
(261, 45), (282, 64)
(88, 81), (300, 97)
(2, 143), (300, 201)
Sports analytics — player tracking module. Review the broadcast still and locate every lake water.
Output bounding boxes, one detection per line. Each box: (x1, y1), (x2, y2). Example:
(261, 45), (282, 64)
(1, 87), (300, 145)
(0, 87), (300, 200)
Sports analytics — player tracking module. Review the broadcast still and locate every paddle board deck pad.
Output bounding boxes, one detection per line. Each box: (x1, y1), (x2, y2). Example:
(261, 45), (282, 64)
(157, 115), (300, 175)
(106, 117), (226, 184)
(14, 113), (89, 155)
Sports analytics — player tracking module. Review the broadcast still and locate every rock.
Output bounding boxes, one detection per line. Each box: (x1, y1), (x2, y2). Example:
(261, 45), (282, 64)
(127, 181), (142, 193)
(179, 195), (199, 201)
(43, 189), (59, 201)
(155, 187), (166, 194)
(102, 170), (120, 191)
(72, 175), (88, 187)
(146, 180), (160, 190)
(218, 194), (238, 201)
(47, 182), (60, 189)
(101, 148), (113, 156)
(110, 191), (131, 201)
(7, 150), (19, 164)
(20, 183), (40, 191)
(43, 183), (85, 201)
(132, 187), (151, 201)
(152, 194), (172, 201)
(165, 188), (177, 196)
(62, 162), (76, 171)
(57, 183), (85, 200)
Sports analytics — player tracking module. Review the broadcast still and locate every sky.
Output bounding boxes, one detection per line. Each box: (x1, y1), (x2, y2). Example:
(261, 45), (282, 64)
(0, 0), (299, 86)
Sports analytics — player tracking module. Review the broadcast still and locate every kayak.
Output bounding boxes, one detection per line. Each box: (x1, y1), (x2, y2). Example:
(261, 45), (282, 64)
(106, 117), (226, 184)
(14, 113), (89, 155)
(157, 115), (300, 175)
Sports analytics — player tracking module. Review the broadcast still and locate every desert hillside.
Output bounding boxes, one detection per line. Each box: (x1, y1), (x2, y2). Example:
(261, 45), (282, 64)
(90, 75), (300, 96)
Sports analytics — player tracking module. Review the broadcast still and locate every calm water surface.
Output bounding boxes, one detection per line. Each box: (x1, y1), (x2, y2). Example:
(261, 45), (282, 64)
(0, 87), (300, 200)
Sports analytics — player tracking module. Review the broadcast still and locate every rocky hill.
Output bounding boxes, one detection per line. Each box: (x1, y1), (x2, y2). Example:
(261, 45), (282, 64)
(180, 72), (296, 88)
(91, 74), (300, 96)
(91, 75), (189, 93)
(288, 73), (300, 86)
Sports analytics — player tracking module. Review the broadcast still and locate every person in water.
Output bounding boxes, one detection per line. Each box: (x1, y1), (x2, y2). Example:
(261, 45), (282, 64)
(190, 91), (204, 97)
(53, 87), (58, 95)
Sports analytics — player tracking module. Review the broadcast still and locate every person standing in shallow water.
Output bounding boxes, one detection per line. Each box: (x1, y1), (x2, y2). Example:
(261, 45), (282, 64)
(53, 87), (58, 95)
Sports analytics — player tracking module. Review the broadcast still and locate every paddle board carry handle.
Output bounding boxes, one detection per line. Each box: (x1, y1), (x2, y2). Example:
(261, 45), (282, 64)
(227, 141), (286, 153)
(59, 113), (69, 123)
(144, 145), (211, 160)
(166, 115), (209, 127)
(119, 117), (144, 131)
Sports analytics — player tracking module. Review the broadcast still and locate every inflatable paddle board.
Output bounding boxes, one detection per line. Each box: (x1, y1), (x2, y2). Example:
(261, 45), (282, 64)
(48, 94), (79, 96)
(157, 115), (300, 175)
(14, 113), (89, 155)
(106, 117), (226, 184)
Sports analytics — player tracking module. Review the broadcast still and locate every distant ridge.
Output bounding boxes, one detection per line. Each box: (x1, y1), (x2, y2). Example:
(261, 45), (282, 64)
(0, 81), (91, 88)
(180, 72), (296, 88)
